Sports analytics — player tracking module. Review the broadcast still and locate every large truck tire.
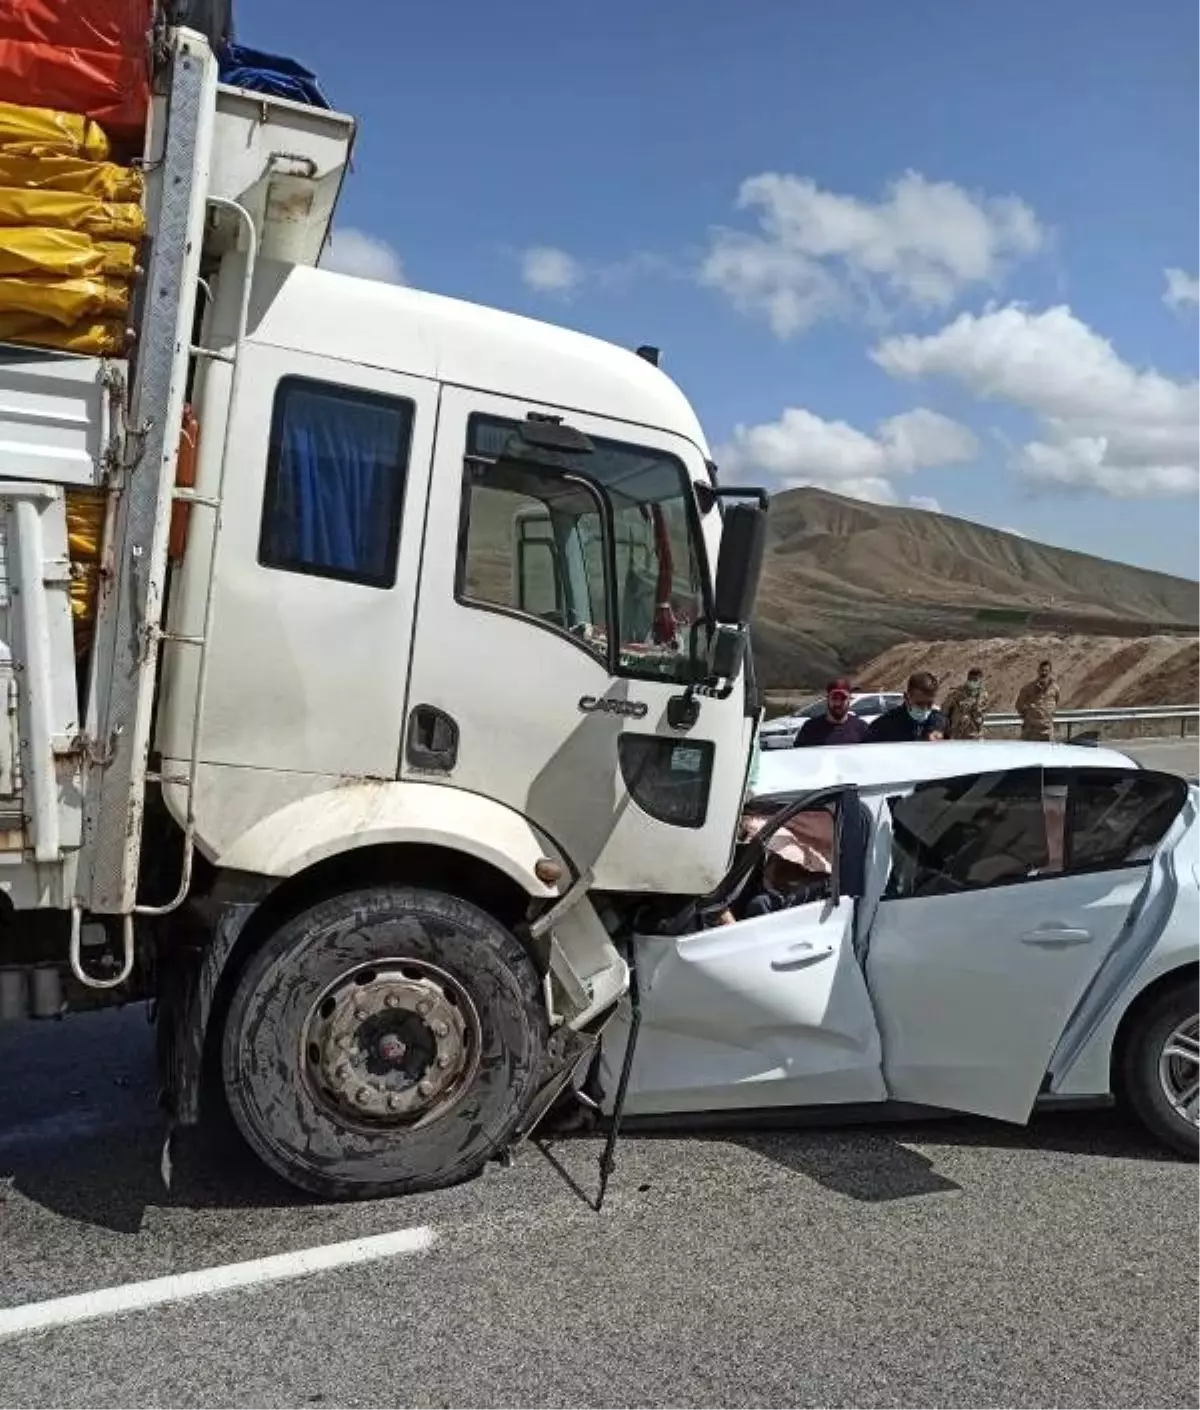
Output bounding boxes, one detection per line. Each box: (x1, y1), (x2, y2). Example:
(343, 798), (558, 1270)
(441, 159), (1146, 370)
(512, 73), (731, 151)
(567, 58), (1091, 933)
(221, 886), (547, 1200)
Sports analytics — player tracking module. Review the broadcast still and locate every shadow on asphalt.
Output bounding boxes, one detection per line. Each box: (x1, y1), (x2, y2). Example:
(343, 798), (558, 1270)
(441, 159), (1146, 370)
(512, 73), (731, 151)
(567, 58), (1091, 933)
(0, 1006), (304, 1232)
(536, 1103), (1179, 1210)
(1, 1007), (1182, 1231)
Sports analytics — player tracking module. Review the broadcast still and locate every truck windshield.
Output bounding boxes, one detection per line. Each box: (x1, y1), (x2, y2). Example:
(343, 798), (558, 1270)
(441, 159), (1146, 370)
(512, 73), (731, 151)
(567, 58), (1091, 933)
(458, 414), (707, 683)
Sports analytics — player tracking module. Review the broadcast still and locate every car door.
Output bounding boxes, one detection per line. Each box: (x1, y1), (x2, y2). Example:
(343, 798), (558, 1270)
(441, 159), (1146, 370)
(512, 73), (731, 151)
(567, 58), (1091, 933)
(865, 765), (1189, 1123)
(600, 791), (886, 1115)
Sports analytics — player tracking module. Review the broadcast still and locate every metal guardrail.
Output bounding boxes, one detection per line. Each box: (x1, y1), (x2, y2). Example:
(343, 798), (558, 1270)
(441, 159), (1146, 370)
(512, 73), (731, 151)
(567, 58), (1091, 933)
(984, 704), (1199, 740)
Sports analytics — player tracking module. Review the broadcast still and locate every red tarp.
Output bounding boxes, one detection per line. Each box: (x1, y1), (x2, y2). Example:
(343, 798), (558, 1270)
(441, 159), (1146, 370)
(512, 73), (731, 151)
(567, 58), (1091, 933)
(0, 1), (154, 140)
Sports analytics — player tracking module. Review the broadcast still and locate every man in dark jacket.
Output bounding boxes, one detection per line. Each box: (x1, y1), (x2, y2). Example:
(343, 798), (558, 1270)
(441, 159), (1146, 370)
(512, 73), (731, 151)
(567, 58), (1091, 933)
(865, 671), (945, 743)
(795, 678), (868, 747)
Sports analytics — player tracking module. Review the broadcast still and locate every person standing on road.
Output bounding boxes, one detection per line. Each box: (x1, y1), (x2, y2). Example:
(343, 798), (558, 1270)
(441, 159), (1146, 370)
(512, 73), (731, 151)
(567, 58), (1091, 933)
(1015, 659), (1061, 741)
(943, 667), (990, 740)
(865, 671), (945, 743)
(795, 678), (869, 747)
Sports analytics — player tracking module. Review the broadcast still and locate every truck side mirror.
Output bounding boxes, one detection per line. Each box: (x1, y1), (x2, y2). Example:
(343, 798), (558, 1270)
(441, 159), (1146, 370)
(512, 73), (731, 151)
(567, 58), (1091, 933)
(713, 501), (767, 625)
(707, 623), (745, 681)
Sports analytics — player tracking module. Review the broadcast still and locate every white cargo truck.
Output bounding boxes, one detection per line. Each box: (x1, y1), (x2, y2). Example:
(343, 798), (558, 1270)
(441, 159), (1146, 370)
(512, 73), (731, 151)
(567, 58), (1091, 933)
(0, 27), (768, 1198)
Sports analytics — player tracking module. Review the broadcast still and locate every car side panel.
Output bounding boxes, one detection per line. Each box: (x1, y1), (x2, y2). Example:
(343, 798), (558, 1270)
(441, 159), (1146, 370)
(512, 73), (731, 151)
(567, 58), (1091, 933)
(1049, 803), (1199, 1096)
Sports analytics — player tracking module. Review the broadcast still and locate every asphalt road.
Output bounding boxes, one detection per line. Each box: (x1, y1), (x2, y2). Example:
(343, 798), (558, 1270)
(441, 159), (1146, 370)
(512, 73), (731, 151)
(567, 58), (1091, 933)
(0, 1009), (1195, 1408)
(1115, 737), (1199, 780)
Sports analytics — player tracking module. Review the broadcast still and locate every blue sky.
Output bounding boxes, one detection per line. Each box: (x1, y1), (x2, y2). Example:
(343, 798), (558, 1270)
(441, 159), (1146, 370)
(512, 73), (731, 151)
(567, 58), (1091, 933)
(241, 0), (1198, 579)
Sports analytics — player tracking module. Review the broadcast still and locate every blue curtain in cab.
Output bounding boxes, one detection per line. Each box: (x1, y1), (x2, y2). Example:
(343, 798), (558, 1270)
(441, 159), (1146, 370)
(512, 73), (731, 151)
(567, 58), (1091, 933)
(264, 384), (409, 585)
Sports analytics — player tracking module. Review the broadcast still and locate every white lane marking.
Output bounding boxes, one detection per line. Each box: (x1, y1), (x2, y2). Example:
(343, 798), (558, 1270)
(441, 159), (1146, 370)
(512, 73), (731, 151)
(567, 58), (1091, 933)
(0, 1225), (437, 1342)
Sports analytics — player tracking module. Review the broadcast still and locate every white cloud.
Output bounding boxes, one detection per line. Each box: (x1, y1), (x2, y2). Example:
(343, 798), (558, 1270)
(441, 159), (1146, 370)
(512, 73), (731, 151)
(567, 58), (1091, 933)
(716, 405), (977, 505)
(1164, 268), (1200, 312)
(908, 495), (943, 513)
(520, 246), (584, 295)
(873, 303), (1200, 498)
(319, 227), (405, 283)
(701, 170), (1044, 337)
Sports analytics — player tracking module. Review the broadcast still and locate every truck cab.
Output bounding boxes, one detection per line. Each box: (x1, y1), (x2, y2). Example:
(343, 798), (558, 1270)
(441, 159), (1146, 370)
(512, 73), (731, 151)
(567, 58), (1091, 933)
(0, 25), (767, 1200)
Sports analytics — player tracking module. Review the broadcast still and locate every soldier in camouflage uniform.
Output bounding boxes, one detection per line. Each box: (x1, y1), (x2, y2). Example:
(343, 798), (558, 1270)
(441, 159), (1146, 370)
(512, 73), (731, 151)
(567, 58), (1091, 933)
(1015, 659), (1061, 741)
(943, 667), (989, 740)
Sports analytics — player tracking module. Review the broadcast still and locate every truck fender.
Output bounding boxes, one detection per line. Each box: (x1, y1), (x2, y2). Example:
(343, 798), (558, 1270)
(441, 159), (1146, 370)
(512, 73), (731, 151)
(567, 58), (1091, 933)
(210, 778), (570, 898)
(159, 781), (573, 1126)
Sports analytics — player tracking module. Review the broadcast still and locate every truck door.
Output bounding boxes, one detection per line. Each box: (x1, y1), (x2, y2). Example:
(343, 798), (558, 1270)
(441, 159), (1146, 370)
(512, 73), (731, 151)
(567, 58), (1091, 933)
(402, 386), (748, 895)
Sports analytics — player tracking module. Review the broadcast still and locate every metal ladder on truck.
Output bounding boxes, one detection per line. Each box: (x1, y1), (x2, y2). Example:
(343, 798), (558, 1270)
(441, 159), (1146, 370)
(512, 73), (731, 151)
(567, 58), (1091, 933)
(72, 24), (351, 986)
(74, 27), (229, 982)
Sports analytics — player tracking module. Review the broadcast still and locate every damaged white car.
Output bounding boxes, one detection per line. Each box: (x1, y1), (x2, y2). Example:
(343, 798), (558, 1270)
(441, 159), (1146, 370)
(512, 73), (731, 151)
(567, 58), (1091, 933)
(592, 741), (1199, 1158)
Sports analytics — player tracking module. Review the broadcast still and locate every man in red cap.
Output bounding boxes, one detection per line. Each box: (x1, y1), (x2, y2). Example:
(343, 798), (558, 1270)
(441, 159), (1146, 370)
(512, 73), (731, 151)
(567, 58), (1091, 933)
(795, 678), (869, 747)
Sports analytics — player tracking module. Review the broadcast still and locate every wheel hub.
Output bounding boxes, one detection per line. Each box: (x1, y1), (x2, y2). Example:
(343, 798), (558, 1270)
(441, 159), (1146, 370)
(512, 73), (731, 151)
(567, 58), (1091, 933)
(303, 960), (479, 1126)
(1158, 1015), (1200, 1127)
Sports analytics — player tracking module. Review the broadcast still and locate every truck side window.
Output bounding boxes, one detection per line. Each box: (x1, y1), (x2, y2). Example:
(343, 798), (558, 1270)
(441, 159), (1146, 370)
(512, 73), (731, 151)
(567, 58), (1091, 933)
(258, 377), (413, 588)
(458, 418), (612, 664)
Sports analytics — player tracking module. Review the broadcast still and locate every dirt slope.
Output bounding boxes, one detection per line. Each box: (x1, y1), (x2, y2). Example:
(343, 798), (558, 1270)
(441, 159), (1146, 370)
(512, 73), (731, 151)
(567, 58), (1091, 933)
(752, 488), (1198, 686)
(854, 635), (1199, 710)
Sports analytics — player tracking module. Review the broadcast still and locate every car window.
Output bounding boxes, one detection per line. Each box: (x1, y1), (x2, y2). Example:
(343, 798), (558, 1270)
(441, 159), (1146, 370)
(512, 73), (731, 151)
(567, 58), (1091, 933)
(851, 696), (879, 716)
(884, 766), (1187, 901)
(1063, 769), (1186, 871)
(885, 768), (1059, 899)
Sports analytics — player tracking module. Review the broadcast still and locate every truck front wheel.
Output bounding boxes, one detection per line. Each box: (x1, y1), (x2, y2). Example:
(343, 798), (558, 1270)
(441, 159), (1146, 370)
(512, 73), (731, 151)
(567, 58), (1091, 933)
(221, 886), (547, 1200)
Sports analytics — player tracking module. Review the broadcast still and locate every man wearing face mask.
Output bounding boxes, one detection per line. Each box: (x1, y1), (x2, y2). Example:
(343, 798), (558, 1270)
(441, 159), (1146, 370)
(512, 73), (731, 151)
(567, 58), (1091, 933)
(1015, 658), (1061, 741)
(795, 678), (869, 747)
(865, 671), (946, 743)
(943, 666), (990, 740)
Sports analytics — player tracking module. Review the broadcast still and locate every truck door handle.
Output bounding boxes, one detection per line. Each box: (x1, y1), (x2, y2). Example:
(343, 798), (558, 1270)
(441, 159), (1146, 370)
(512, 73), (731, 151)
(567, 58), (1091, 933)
(405, 705), (459, 772)
(1020, 926), (1092, 947)
(770, 942), (835, 972)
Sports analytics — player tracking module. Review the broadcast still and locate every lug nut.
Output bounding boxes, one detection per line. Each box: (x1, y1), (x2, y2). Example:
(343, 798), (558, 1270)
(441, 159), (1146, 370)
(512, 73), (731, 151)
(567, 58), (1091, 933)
(387, 1093), (405, 1112)
(385, 994), (400, 1009)
(336, 1062), (351, 1079)
(433, 1021), (449, 1038)
(436, 1054), (451, 1069)
(354, 1008), (368, 1022)
(355, 1087), (373, 1106)
(417, 1079), (434, 1097)
(416, 1000), (432, 1017)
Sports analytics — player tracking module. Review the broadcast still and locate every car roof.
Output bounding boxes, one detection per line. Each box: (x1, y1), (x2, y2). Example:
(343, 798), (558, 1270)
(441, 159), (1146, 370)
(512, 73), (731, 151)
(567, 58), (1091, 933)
(752, 739), (1137, 800)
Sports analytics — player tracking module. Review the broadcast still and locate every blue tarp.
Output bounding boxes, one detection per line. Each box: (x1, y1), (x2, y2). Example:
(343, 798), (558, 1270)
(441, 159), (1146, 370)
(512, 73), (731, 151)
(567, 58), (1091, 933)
(217, 43), (330, 109)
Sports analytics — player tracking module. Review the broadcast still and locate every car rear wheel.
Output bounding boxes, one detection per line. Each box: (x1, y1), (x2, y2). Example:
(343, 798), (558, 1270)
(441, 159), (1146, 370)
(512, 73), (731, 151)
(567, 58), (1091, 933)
(1119, 981), (1199, 1158)
(221, 886), (547, 1199)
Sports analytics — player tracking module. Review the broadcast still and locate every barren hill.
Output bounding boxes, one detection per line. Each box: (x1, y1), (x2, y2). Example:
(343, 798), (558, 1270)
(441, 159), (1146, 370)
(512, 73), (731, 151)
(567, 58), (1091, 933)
(856, 635), (1199, 710)
(753, 488), (1198, 686)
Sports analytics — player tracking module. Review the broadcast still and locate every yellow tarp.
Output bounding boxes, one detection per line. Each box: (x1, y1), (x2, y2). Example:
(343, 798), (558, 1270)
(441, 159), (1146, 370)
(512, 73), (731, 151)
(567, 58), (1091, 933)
(0, 227), (137, 279)
(0, 188), (143, 240)
(0, 313), (127, 356)
(0, 101), (109, 161)
(0, 152), (141, 201)
(0, 273), (130, 325)
(65, 487), (106, 660)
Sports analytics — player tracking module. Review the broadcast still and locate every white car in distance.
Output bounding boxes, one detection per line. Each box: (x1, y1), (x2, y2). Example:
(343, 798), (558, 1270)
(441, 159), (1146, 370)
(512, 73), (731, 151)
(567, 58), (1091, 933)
(759, 692), (905, 749)
(596, 740), (1199, 1157)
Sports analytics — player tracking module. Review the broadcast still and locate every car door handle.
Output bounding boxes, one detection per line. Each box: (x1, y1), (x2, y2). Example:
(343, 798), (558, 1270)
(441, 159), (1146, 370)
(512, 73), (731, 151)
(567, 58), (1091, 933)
(1020, 926), (1093, 947)
(770, 942), (835, 972)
